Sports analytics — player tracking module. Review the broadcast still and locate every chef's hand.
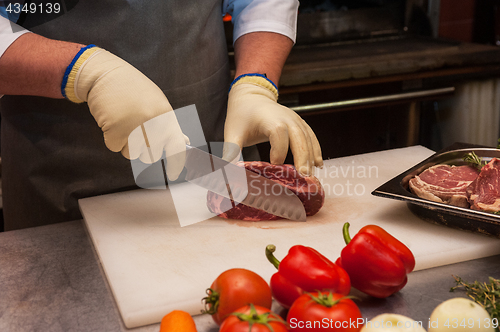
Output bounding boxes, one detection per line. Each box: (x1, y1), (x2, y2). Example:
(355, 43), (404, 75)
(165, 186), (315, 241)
(223, 76), (323, 176)
(63, 46), (188, 180)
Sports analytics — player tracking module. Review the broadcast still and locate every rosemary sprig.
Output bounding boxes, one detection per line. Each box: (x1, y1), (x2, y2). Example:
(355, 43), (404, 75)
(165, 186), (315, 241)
(450, 275), (500, 323)
(463, 151), (487, 171)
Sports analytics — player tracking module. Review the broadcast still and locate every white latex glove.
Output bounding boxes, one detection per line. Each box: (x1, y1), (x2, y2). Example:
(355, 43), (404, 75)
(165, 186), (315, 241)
(223, 78), (323, 176)
(63, 47), (188, 180)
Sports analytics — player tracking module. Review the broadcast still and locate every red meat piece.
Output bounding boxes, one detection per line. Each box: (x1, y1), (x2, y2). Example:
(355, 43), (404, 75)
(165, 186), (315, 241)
(207, 161), (325, 221)
(409, 164), (479, 207)
(466, 158), (500, 212)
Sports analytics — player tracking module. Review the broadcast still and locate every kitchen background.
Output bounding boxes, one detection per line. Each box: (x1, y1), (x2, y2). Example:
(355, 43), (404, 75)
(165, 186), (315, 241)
(224, 0), (500, 162)
(1, 0), (500, 231)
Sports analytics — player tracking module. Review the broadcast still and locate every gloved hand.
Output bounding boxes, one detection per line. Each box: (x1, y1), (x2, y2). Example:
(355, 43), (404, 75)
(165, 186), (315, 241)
(63, 46), (188, 180)
(223, 76), (323, 176)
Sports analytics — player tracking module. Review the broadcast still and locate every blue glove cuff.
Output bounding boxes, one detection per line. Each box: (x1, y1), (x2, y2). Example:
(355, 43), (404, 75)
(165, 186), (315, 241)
(61, 44), (97, 101)
(229, 73), (279, 98)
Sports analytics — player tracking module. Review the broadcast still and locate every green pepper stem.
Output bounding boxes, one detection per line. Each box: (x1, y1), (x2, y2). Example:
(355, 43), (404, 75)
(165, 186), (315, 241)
(342, 222), (352, 245)
(265, 244), (281, 270)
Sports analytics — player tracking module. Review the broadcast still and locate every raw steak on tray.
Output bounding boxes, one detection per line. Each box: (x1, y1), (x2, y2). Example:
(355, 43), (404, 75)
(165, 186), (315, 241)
(408, 164), (479, 208)
(466, 158), (500, 213)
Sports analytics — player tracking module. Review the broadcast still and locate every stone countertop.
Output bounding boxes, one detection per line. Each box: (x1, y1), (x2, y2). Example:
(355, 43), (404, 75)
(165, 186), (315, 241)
(1, 220), (499, 332)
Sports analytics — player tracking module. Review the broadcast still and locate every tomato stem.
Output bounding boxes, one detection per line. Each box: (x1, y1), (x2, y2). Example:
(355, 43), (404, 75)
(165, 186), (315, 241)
(307, 292), (355, 308)
(342, 222), (352, 245)
(201, 288), (220, 315)
(231, 304), (285, 332)
(265, 244), (281, 270)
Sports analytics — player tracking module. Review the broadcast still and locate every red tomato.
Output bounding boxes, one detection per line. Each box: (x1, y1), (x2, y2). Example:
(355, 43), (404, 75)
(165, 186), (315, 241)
(202, 268), (272, 325)
(287, 292), (363, 332)
(219, 305), (288, 332)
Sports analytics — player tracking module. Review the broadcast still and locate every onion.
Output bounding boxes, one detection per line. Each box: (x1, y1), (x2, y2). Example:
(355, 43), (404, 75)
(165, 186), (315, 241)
(361, 314), (427, 332)
(429, 297), (495, 332)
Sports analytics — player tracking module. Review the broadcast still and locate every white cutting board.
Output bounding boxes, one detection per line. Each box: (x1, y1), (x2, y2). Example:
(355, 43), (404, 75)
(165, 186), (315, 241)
(79, 146), (500, 328)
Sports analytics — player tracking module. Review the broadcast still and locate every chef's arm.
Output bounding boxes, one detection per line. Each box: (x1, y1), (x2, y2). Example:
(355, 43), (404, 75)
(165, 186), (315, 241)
(0, 33), (82, 98)
(223, 31), (323, 175)
(233, 31), (292, 86)
(0, 30), (187, 180)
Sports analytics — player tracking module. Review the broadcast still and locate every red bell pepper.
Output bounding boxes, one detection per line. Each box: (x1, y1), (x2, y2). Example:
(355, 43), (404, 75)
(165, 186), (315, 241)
(335, 222), (415, 298)
(265, 244), (351, 309)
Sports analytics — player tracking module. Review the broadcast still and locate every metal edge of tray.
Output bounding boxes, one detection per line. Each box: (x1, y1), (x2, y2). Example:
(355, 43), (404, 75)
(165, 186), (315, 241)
(371, 142), (500, 238)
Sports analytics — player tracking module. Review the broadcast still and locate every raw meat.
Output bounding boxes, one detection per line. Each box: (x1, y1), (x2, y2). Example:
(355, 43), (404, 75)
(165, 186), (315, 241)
(207, 161), (325, 221)
(409, 164), (479, 208)
(466, 158), (500, 212)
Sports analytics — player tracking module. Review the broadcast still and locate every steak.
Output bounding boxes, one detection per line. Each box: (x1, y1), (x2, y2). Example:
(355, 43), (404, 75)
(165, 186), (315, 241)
(409, 164), (479, 208)
(207, 161), (325, 221)
(466, 158), (500, 212)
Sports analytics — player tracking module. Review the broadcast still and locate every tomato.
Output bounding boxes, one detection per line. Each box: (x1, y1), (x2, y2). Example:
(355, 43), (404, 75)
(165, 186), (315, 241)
(219, 304), (288, 332)
(202, 268), (272, 325)
(287, 292), (363, 332)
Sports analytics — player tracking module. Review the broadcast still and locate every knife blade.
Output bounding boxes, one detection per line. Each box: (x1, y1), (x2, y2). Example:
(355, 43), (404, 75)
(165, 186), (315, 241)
(183, 145), (307, 221)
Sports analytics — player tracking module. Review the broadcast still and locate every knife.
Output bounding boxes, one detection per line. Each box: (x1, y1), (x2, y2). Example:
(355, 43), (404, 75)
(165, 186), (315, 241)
(133, 121), (307, 221)
(183, 145), (307, 221)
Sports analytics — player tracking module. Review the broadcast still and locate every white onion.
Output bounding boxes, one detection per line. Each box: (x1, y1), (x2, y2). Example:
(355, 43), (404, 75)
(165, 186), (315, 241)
(361, 314), (427, 332)
(428, 297), (495, 332)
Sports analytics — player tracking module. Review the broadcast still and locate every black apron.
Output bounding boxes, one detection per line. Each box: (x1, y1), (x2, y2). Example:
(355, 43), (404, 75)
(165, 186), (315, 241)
(1, 0), (230, 230)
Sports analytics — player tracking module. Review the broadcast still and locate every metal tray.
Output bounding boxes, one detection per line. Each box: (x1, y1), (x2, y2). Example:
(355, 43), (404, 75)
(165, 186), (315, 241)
(371, 142), (500, 238)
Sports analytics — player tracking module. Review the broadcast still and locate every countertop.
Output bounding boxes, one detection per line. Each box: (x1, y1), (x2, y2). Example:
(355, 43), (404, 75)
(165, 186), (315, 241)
(1, 220), (499, 332)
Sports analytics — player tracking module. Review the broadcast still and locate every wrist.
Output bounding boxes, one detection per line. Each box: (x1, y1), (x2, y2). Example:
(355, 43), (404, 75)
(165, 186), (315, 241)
(229, 73), (279, 99)
(61, 44), (100, 103)
(0, 34), (84, 98)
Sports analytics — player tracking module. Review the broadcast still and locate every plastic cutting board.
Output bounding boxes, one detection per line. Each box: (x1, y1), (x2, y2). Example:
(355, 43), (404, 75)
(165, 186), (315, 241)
(79, 145), (500, 328)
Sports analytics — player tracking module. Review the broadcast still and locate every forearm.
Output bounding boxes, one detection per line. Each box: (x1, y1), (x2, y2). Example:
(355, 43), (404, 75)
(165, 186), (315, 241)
(233, 31), (293, 86)
(0, 33), (84, 98)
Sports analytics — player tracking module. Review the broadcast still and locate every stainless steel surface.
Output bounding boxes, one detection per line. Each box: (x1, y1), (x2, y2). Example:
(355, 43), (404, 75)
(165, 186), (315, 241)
(372, 143), (500, 237)
(184, 145), (307, 221)
(290, 87), (455, 113)
(1, 220), (499, 332)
